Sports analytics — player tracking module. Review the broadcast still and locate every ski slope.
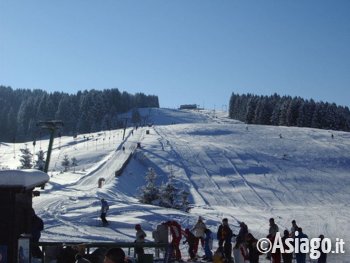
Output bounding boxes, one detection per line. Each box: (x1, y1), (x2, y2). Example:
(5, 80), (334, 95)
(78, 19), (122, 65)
(1, 108), (349, 262)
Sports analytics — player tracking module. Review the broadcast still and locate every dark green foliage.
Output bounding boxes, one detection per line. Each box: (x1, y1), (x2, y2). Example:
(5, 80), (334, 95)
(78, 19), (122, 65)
(61, 154), (70, 172)
(139, 168), (160, 205)
(19, 147), (33, 169)
(0, 86), (159, 142)
(35, 150), (46, 171)
(131, 108), (142, 125)
(71, 157), (78, 173)
(229, 92), (350, 132)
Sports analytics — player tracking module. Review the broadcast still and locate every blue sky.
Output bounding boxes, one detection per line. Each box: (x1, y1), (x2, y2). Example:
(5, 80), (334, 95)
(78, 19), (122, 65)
(1, 0), (349, 109)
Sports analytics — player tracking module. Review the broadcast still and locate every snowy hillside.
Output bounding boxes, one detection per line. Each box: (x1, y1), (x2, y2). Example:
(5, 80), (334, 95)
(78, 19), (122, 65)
(1, 108), (349, 262)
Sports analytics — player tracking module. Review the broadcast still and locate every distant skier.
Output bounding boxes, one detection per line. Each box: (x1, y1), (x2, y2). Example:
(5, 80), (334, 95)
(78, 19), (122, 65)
(100, 198), (109, 226)
(217, 218), (233, 261)
(122, 146), (125, 152)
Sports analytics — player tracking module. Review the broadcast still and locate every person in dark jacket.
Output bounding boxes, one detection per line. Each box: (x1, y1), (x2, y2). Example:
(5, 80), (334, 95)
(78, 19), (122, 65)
(183, 228), (197, 260)
(317, 235), (327, 263)
(281, 230), (293, 263)
(204, 228), (213, 261)
(31, 209), (44, 258)
(266, 218), (279, 260)
(217, 218), (233, 261)
(246, 233), (260, 263)
(100, 198), (109, 226)
(295, 228), (308, 263)
(236, 222), (248, 245)
(290, 220), (299, 238)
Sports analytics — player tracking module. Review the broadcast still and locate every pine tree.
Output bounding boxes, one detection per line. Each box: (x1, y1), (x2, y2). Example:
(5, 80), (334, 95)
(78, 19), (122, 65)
(131, 108), (142, 125)
(35, 150), (46, 171)
(159, 181), (177, 208)
(19, 147), (33, 169)
(71, 157), (78, 173)
(245, 97), (257, 124)
(159, 166), (178, 208)
(286, 97), (302, 126)
(139, 168), (160, 204)
(179, 190), (190, 212)
(278, 99), (290, 126)
(61, 154), (70, 172)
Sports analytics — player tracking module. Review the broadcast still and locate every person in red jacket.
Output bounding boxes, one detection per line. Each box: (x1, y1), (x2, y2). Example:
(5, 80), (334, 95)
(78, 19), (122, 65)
(166, 220), (182, 261)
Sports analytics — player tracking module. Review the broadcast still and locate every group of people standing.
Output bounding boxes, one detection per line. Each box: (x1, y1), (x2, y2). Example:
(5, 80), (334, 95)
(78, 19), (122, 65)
(266, 218), (327, 263)
(155, 217), (327, 263)
(99, 200), (327, 263)
(153, 217), (213, 262)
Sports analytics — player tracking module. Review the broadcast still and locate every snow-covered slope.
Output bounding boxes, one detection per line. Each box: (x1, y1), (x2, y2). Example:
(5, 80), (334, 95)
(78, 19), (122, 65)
(1, 108), (349, 262)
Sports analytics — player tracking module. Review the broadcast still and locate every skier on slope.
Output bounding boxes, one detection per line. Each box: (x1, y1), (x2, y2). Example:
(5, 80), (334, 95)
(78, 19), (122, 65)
(100, 198), (109, 226)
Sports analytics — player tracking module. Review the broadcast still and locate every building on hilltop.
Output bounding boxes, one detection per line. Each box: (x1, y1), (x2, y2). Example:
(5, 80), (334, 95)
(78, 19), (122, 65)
(179, 104), (198, 110)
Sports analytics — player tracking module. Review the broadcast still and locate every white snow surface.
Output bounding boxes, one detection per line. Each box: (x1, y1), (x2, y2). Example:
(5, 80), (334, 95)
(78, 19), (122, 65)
(1, 108), (349, 262)
(0, 169), (49, 189)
